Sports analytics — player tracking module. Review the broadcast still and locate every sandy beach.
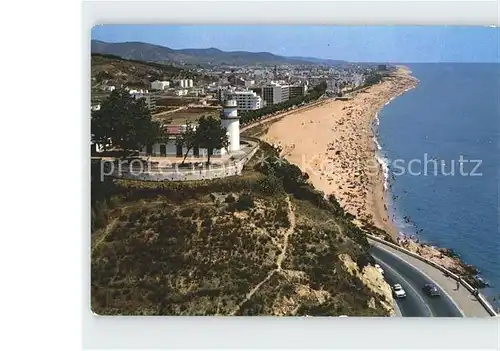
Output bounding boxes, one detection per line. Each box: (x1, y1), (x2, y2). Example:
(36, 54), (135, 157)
(259, 67), (486, 281)
(263, 67), (418, 239)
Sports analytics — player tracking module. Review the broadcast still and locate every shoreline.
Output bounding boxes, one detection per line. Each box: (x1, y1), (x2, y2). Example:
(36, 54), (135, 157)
(263, 67), (418, 241)
(260, 68), (487, 288)
(366, 67), (419, 240)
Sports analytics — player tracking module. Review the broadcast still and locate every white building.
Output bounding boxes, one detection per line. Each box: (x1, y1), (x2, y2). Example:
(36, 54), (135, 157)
(253, 69), (265, 77)
(229, 91), (263, 111)
(128, 89), (148, 94)
(289, 84), (308, 99)
(220, 99), (240, 153)
(262, 83), (290, 105)
(130, 92), (156, 110)
(101, 85), (115, 92)
(91, 104), (101, 111)
(177, 79), (194, 88)
(244, 80), (255, 88)
(139, 98), (241, 158)
(175, 89), (188, 96)
(151, 80), (170, 90)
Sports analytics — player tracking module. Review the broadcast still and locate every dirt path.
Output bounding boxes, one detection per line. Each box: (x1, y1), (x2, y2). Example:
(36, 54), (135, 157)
(230, 196), (296, 315)
(276, 196), (296, 270)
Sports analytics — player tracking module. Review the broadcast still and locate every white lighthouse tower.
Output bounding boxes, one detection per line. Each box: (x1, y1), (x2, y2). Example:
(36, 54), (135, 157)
(221, 98), (240, 152)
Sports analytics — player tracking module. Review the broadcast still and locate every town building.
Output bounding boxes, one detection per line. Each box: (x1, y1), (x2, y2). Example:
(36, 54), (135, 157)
(262, 83), (290, 105)
(228, 91), (263, 111)
(100, 84), (115, 92)
(150, 80), (170, 90)
(244, 80), (255, 88)
(228, 76), (245, 87)
(177, 79), (194, 88)
(140, 98), (241, 157)
(289, 84), (308, 99)
(130, 92), (156, 110)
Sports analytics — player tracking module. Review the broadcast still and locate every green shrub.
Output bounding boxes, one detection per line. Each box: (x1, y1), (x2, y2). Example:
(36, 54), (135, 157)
(225, 194), (236, 203)
(257, 174), (283, 195)
(179, 207), (195, 217)
(234, 194), (255, 211)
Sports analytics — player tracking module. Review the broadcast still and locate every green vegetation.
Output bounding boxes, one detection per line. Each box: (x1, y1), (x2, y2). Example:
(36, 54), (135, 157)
(195, 116), (229, 164)
(239, 82), (327, 126)
(176, 122), (198, 164)
(91, 53), (189, 87)
(92, 92), (228, 159)
(362, 72), (384, 87)
(175, 116), (229, 165)
(91, 141), (390, 316)
(91, 89), (165, 153)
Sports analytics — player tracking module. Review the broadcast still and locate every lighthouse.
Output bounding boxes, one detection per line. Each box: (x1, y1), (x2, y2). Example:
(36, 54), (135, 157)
(220, 98), (240, 152)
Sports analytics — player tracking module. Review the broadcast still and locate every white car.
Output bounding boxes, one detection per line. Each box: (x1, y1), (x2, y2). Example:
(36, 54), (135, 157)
(374, 263), (384, 275)
(392, 283), (407, 298)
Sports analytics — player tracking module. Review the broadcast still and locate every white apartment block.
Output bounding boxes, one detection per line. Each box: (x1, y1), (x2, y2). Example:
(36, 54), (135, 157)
(151, 80), (170, 90)
(262, 83), (290, 106)
(244, 80), (255, 87)
(289, 84), (308, 99)
(177, 79), (194, 88)
(130, 92), (156, 110)
(230, 91), (263, 111)
(128, 89), (148, 94)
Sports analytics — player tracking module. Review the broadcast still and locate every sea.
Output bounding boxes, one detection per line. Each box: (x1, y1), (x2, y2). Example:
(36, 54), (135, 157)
(375, 63), (500, 308)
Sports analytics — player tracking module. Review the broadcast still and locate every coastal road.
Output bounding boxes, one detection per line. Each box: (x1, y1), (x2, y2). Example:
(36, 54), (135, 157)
(370, 244), (463, 317)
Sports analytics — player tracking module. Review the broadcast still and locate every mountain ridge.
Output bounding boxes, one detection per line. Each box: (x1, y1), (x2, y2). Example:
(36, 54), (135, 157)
(91, 39), (348, 66)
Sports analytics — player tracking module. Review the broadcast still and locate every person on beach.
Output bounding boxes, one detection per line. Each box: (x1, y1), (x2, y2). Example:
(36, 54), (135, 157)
(456, 279), (460, 290)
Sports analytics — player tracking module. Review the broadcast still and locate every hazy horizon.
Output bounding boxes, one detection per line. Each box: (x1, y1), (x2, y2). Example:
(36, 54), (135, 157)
(91, 25), (500, 63)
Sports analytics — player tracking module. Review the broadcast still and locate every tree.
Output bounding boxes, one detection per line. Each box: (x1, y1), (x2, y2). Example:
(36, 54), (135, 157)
(196, 115), (228, 164)
(91, 88), (162, 154)
(238, 82), (327, 125)
(178, 121), (199, 165)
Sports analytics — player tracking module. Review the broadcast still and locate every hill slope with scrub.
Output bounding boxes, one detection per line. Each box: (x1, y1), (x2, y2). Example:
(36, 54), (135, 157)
(91, 142), (394, 316)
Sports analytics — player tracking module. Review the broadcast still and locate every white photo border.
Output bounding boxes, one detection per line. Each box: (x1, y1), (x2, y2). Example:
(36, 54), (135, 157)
(82, 1), (500, 349)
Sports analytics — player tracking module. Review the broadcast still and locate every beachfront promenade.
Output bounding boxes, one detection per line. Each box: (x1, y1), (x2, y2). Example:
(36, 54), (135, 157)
(369, 239), (492, 317)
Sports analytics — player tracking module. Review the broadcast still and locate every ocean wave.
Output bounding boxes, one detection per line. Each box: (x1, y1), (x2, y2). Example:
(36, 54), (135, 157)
(373, 136), (382, 151)
(375, 151), (389, 191)
(384, 96), (396, 106)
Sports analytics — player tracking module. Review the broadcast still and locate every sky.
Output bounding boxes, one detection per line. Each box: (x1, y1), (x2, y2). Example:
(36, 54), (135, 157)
(91, 25), (499, 63)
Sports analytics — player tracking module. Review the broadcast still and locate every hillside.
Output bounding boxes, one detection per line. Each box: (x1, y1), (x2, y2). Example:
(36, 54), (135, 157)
(91, 53), (203, 90)
(91, 40), (348, 66)
(91, 142), (395, 316)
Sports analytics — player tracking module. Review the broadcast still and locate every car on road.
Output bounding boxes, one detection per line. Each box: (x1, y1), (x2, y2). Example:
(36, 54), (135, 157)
(423, 283), (440, 297)
(392, 283), (407, 298)
(374, 263), (384, 275)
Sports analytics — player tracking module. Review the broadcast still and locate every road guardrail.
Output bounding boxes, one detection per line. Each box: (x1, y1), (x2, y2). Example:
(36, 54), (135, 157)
(366, 234), (498, 317)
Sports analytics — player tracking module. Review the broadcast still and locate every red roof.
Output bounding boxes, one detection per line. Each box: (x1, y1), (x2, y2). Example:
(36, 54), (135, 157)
(165, 125), (182, 135)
